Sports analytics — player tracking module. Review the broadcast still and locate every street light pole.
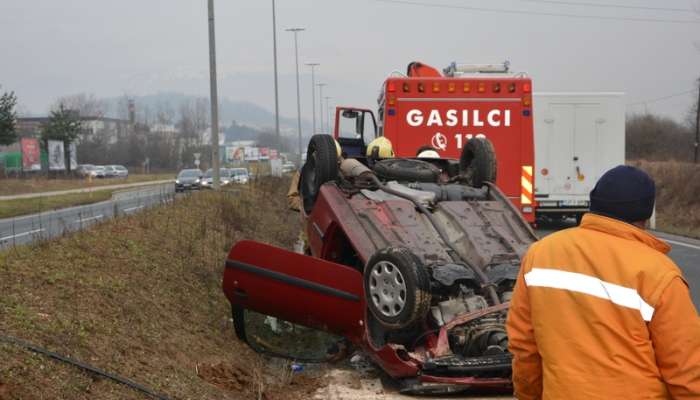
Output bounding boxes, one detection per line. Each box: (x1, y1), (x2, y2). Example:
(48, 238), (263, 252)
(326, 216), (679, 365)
(695, 78), (700, 164)
(317, 83), (326, 134)
(325, 96), (333, 135)
(207, 0), (220, 189)
(305, 63), (319, 135)
(286, 27), (305, 162)
(272, 0), (280, 139)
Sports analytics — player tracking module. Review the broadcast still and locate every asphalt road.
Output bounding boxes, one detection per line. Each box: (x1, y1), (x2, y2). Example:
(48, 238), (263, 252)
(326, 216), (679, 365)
(0, 183), (175, 250)
(537, 220), (700, 309)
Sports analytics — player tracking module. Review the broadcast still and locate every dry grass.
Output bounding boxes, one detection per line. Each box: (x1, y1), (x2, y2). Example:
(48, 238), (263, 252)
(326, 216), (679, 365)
(631, 160), (700, 238)
(0, 174), (174, 196)
(0, 177), (319, 400)
(0, 190), (114, 219)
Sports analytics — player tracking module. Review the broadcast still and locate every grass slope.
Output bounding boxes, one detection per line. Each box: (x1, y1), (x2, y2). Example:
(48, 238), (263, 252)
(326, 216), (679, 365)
(0, 177), (318, 400)
(633, 160), (700, 238)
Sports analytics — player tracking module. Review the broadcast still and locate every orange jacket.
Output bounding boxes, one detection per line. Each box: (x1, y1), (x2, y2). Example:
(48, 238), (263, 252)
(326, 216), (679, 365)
(507, 213), (700, 400)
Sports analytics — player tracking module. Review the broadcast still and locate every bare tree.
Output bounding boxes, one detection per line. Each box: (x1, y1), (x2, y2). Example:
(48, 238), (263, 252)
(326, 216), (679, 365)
(54, 93), (105, 118)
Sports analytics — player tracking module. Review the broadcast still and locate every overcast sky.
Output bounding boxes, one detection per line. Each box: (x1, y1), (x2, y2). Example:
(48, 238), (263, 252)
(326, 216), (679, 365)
(1, 0), (699, 124)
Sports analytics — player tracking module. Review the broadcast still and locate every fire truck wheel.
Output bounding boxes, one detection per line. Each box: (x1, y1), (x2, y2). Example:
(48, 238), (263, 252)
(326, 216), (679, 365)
(364, 247), (431, 330)
(300, 134), (339, 214)
(459, 137), (497, 187)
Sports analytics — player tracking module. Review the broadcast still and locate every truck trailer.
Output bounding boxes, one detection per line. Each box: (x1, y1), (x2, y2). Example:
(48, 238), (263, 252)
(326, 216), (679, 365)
(532, 92), (625, 223)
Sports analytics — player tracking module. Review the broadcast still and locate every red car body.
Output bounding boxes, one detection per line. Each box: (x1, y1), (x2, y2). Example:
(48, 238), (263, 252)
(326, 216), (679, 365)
(223, 156), (536, 393)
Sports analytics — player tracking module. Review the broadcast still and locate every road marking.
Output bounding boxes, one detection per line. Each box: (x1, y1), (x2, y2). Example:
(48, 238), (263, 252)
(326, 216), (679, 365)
(73, 215), (103, 225)
(0, 228), (46, 242)
(664, 238), (700, 251)
(124, 206), (144, 213)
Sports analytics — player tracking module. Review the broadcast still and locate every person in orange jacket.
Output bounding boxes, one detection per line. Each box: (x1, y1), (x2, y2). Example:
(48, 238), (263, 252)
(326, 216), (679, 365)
(507, 165), (700, 399)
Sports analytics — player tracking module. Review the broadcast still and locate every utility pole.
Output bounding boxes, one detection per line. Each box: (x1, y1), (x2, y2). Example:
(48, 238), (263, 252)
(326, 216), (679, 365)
(286, 27), (305, 162)
(305, 63), (319, 135)
(695, 78), (700, 163)
(317, 83), (326, 134)
(325, 96), (333, 134)
(207, 0), (220, 189)
(271, 0), (280, 138)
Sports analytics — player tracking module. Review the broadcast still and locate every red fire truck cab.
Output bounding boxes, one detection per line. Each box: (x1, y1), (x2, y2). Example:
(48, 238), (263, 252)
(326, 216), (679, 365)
(334, 61), (535, 222)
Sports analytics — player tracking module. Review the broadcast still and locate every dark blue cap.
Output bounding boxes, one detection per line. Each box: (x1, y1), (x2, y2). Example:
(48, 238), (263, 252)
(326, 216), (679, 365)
(590, 165), (656, 223)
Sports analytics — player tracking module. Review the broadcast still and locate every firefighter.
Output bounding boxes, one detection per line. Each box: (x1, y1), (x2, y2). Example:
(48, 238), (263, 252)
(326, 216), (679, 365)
(416, 145), (440, 158)
(366, 136), (394, 159)
(506, 165), (700, 399)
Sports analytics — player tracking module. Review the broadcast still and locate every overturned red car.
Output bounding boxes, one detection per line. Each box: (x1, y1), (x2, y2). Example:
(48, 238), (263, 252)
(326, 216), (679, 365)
(223, 133), (537, 394)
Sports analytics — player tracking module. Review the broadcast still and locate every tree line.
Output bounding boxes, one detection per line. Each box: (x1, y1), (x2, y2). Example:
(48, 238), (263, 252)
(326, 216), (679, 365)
(0, 90), (293, 173)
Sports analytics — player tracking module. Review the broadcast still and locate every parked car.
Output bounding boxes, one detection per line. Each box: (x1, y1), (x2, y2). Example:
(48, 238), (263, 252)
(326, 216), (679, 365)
(92, 165), (106, 178)
(223, 135), (537, 395)
(200, 168), (232, 188)
(230, 168), (249, 184)
(109, 165), (129, 178)
(175, 169), (203, 192)
(76, 164), (96, 178)
(103, 165), (118, 178)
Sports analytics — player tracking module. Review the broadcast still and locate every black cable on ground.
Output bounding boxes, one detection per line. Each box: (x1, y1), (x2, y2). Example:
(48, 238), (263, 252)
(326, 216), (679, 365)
(0, 334), (173, 400)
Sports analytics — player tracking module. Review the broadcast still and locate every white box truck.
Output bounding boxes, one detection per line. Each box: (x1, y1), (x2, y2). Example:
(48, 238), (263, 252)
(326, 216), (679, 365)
(533, 93), (625, 223)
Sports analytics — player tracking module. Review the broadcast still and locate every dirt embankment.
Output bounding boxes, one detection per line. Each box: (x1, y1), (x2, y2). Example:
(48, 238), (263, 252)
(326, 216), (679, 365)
(632, 160), (700, 238)
(0, 177), (319, 400)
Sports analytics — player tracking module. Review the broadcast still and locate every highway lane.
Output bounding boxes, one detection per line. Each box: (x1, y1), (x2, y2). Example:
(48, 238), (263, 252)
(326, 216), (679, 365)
(537, 220), (700, 309)
(0, 183), (175, 249)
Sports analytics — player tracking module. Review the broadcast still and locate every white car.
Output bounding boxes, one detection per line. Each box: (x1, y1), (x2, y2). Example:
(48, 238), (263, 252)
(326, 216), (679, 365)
(230, 168), (249, 184)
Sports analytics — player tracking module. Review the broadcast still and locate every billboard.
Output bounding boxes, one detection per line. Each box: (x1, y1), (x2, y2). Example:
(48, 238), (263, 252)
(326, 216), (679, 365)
(21, 138), (41, 171)
(69, 142), (77, 170)
(244, 146), (260, 161)
(259, 147), (269, 161)
(48, 140), (65, 171)
(269, 149), (279, 160)
(226, 146), (245, 162)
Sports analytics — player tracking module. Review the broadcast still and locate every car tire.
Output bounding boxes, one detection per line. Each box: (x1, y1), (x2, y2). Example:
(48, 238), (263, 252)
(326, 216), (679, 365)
(300, 134), (339, 214)
(364, 247), (431, 331)
(459, 137), (497, 188)
(372, 159), (441, 183)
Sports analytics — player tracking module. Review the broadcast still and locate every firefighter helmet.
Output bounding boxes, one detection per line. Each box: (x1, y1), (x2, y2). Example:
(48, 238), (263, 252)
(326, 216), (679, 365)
(366, 137), (394, 159)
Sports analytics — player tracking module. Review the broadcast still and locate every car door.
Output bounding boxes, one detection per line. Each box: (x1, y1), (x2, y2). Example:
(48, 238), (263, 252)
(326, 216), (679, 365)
(223, 240), (365, 342)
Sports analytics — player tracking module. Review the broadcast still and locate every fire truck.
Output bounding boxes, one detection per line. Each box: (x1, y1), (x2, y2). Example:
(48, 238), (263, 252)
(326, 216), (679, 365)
(333, 61), (536, 223)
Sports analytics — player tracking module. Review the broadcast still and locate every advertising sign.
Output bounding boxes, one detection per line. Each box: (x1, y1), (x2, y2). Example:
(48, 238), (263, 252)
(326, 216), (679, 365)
(259, 147), (270, 160)
(48, 140), (66, 171)
(69, 142), (78, 170)
(244, 146), (260, 161)
(269, 149), (279, 160)
(21, 138), (41, 171)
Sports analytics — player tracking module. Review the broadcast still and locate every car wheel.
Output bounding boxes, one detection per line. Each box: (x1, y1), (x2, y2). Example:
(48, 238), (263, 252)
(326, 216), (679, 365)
(300, 134), (339, 214)
(364, 247), (431, 330)
(459, 137), (497, 188)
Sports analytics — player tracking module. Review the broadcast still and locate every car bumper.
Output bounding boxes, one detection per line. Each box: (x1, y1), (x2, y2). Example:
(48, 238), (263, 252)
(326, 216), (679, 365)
(175, 184), (201, 191)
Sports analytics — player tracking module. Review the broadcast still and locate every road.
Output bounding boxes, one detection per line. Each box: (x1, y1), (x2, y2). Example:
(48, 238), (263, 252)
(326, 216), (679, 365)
(0, 183), (175, 249)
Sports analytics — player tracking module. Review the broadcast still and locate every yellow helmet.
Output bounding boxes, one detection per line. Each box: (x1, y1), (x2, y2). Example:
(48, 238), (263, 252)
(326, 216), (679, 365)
(366, 136), (394, 158)
(334, 138), (342, 159)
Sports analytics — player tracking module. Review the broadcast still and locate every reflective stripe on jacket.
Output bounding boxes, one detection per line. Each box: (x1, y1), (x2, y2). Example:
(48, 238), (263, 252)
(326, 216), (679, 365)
(507, 213), (700, 400)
